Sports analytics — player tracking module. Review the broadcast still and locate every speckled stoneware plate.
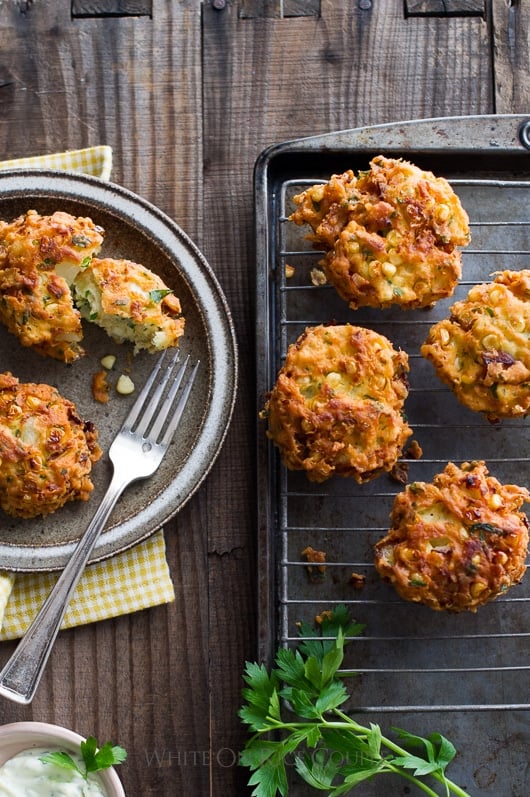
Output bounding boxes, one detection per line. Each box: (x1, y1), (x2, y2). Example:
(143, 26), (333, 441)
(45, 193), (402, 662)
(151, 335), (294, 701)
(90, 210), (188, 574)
(0, 170), (237, 571)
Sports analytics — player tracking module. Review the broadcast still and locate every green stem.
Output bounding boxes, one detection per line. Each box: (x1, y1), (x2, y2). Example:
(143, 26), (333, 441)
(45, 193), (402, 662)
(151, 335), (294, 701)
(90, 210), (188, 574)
(330, 709), (471, 797)
(253, 714), (471, 797)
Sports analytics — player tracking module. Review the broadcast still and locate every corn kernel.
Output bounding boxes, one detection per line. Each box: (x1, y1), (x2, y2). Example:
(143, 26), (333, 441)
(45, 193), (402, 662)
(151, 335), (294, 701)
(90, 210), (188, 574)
(388, 251), (403, 266)
(481, 334), (499, 350)
(101, 354), (116, 370)
(116, 375), (135, 395)
(285, 264), (295, 279)
(489, 288), (504, 304)
(510, 317), (526, 333)
(435, 203), (450, 222)
(439, 328), (451, 346)
(26, 395), (42, 410)
(488, 493), (503, 509)
(368, 260), (381, 277)
(494, 551), (508, 565)
(470, 581), (487, 598)
(382, 262), (397, 278)
(325, 372), (342, 389)
(386, 230), (401, 246)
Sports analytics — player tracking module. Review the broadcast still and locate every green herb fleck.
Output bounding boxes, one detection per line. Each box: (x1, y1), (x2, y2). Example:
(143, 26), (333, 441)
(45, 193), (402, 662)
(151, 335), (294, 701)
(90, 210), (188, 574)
(71, 234), (91, 247)
(149, 289), (173, 303)
(470, 522), (505, 538)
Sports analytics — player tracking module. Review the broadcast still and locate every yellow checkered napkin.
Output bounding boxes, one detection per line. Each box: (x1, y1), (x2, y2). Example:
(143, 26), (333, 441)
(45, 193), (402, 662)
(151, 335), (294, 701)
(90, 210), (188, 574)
(0, 146), (175, 640)
(0, 146), (113, 181)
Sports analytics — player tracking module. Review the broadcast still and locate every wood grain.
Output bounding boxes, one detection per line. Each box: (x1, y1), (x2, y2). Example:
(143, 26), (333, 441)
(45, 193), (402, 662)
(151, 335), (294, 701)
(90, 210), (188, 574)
(0, 0), (527, 794)
(492, 0), (530, 113)
(405, 0), (485, 15)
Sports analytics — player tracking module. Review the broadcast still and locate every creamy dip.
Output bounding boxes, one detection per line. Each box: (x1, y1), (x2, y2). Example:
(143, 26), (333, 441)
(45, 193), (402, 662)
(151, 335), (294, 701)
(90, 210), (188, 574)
(0, 747), (107, 797)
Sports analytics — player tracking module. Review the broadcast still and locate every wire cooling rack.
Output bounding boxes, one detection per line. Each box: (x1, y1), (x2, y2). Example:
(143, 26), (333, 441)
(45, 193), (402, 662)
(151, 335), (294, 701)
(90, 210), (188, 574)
(255, 120), (530, 715)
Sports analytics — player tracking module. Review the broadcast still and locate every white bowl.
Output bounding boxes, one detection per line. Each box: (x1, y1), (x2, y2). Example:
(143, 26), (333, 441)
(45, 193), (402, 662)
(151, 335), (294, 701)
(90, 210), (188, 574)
(0, 721), (125, 796)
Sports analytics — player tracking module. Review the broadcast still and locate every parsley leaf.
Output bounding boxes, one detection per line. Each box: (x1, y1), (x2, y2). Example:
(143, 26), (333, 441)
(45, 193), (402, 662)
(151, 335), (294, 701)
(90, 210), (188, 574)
(149, 288), (174, 303)
(239, 605), (470, 796)
(40, 735), (126, 780)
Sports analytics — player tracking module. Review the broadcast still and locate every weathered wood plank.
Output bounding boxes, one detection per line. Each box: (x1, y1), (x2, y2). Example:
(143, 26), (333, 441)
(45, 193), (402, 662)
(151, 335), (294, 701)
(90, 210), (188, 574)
(491, 0), (530, 113)
(202, 1), (494, 793)
(71, 0), (152, 17)
(405, 0), (485, 16)
(0, 4), (207, 797)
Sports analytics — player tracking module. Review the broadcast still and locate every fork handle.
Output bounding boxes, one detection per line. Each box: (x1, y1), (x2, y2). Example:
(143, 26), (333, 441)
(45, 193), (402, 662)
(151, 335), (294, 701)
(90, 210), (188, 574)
(0, 472), (129, 705)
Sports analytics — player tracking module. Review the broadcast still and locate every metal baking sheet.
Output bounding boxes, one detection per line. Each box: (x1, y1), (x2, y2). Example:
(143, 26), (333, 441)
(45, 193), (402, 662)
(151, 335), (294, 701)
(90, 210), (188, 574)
(255, 115), (530, 795)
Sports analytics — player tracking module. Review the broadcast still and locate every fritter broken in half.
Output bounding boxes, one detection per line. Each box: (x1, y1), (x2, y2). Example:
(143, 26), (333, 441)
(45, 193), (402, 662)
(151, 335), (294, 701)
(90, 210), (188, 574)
(374, 461), (530, 613)
(74, 257), (185, 354)
(0, 210), (104, 362)
(290, 156), (470, 310)
(261, 323), (412, 483)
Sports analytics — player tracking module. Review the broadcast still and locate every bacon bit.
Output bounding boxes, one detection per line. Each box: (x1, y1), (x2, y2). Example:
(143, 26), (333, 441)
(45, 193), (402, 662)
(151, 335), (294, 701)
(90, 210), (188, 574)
(92, 369), (110, 404)
(162, 293), (182, 314)
(390, 461), (409, 485)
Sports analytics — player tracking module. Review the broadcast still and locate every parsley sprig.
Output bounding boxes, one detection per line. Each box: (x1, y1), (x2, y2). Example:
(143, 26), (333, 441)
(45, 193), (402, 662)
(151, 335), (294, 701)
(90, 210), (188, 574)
(40, 735), (127, 780)
(239, 606), (471, 796)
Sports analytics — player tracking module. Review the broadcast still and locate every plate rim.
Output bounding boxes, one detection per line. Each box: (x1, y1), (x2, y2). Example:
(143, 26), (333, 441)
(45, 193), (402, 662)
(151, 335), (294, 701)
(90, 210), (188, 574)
(0, 168), (238, 571)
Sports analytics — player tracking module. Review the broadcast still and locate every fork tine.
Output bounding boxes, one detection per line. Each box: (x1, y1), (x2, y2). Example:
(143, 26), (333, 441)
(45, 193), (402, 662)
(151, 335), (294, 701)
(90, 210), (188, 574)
(148, 354), (191, 441)
(122, 350), (170, 430)
(160, 359), (200, 446)
(134, 349), (181, 436)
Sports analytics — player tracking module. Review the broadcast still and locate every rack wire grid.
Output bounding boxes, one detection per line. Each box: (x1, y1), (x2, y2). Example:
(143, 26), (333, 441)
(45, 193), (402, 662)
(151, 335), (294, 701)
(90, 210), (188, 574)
(262, 174), (530, 714)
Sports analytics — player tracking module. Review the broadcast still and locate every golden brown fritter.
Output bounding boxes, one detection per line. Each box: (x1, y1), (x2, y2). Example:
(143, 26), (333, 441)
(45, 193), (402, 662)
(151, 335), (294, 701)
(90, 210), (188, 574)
(0, 372), (102, 518)
(374, 461), (530, 613)
(0, 263), (84, 362)
(290, 156), (470, 310)
(289, 169), (359, 249)
(421, 270), (530, 422)
(0, 210), (104, 362)
(0, 209), (104, 283)
(261, 323), (412, 483)
(74, 257), (185, 353)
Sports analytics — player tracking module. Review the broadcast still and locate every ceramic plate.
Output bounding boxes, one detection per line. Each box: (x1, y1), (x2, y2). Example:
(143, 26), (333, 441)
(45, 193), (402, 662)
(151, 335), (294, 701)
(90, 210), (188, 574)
(0, 170), (237, 571)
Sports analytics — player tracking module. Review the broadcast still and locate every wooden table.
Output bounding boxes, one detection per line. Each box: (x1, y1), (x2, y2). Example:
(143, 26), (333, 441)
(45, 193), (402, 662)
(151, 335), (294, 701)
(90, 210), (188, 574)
(0, 2), (528, 795)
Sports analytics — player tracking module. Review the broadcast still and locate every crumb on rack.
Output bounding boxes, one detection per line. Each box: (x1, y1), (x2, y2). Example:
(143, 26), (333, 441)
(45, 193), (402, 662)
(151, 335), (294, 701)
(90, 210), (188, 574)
(310, 267), (327, 286)
(301, 545), (327, 582)
(405, 439), (423, 460)
(349, 572), (366, 590)
(285, 264), (295, 279)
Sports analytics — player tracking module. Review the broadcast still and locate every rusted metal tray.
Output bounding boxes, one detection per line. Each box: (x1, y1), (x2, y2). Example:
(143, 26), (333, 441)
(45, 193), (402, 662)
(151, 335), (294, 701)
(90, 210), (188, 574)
(255, 115), (530, 795)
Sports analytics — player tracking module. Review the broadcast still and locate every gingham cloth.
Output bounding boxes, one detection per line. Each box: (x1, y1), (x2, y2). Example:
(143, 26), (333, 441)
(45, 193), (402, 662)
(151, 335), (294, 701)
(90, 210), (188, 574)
(0, 147), (175, 640)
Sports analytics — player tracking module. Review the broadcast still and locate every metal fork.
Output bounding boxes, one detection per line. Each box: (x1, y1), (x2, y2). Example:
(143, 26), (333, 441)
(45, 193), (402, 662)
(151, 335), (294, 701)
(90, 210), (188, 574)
(0, 350), (199, 705)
